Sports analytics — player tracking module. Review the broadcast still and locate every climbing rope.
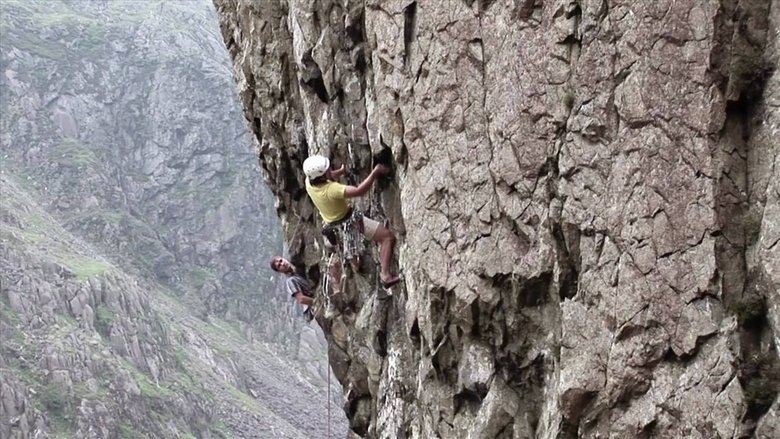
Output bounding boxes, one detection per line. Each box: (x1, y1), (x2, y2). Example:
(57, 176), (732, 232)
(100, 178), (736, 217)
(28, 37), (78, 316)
(327, 346), (331, 439)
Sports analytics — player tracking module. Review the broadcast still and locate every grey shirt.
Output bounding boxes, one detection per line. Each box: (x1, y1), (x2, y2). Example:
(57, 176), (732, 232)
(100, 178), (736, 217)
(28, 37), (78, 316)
(285, 274), (313, 298)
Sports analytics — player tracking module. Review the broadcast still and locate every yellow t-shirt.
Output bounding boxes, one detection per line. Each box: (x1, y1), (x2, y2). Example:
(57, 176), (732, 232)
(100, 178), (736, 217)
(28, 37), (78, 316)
(305, 179), (351, 223)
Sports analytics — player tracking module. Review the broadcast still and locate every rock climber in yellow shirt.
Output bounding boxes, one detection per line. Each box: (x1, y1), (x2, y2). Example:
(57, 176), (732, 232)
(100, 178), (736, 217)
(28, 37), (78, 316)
(303, 155), (401, 287)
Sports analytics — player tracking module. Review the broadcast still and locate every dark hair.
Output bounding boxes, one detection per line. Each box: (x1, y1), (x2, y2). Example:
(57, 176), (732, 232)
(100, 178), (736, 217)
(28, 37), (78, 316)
(310, 175), (328, 186)
(270, 257), (280, 272)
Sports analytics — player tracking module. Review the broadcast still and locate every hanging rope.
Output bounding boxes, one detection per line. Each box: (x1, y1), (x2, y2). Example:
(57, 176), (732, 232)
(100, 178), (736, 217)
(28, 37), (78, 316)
(367, 152), (376, 218)
(327, 346), (331, 439)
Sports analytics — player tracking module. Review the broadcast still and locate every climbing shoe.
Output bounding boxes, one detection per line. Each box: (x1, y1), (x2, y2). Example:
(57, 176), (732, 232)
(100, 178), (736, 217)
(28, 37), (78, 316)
(376, 287), (392, 300)
(379, 274), (402, 288)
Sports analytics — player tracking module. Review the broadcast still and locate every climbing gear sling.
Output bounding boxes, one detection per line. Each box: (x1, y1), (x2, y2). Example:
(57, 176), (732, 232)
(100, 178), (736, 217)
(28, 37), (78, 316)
(321, 208), (365, 262)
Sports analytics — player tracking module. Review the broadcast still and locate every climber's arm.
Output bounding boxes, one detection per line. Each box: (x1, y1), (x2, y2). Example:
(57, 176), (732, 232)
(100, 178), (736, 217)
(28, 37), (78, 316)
(330, 164), (347, 179)
(293, 292), (314, 306)
(344, 165), (390, 198)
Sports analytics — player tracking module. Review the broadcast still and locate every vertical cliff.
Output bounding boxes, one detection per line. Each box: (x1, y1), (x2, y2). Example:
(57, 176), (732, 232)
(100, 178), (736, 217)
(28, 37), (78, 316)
(215, 0), (779, 437)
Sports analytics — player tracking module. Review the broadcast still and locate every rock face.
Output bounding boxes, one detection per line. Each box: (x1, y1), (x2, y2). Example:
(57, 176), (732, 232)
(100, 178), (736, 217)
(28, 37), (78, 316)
(215, 0), (780, 437)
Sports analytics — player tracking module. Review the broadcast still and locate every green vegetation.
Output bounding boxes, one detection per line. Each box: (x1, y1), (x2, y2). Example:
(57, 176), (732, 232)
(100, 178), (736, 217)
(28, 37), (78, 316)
(26, 211), (47, 228)
(173, 348), (189, 371)
(202, 318), (247, 353)
(213, 420), (237, 439)
(31, 65), (50, 82)
(173, 182), (198, 199)
(190, 267), (215, 289)
(0, 183), (54, 245)
(68, 209), (125, 225)
(52, 137), (98, 169)
(1, 340), (35, 383)
(38, 380), (78, 438)
(2, 178), (117, 283)
(66, 257), (112, 279)
(562, 88), (576, 109)
(226, 385), (260, 410)
(39, 380), (70, 413)
(103, 211), (124, 223)
(0, 293), (21, 326)
(0, 30), (68, 61)
(118, 423), (136, 439)
(95, 304), (114, 337)
(1, 180), (118, 285)
(0, 0), (204, 68)
(8, 228), (43, 246)
(171, 350), (211, 400)
(136, 373), (174, 400)
(1, 0), (156, 32)
(73, 25), (114, 59)
(118, 358), (176, 400)
(50, 424), (75, 439)
(131, 170), (152, 183)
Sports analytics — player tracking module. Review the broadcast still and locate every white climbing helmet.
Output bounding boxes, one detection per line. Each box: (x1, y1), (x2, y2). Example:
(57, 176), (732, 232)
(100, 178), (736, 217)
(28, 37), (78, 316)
(303, 155), (330, 179)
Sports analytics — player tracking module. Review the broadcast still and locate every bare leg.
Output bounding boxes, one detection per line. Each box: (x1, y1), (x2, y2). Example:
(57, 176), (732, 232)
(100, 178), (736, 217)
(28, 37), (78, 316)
(371, 225), (399, 284)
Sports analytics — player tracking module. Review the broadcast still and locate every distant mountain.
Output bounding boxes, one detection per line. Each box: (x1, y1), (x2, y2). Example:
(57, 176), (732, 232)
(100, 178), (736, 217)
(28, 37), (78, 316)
(0, 0), (345, 437)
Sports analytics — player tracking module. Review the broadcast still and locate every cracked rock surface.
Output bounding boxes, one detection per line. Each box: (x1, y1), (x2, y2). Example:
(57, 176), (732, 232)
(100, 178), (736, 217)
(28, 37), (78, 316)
(216, 0), (780, 437)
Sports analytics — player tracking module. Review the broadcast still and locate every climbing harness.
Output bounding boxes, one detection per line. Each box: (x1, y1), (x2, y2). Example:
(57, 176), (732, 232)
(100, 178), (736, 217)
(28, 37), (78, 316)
(322, 208), (365, 263)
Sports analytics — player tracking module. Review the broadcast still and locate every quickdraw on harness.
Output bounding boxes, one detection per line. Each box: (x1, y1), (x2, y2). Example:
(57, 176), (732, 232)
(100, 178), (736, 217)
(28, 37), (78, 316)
(321, 208), (365, 262)
(321, 252), (343, 309)
(319, 208), (361, 314)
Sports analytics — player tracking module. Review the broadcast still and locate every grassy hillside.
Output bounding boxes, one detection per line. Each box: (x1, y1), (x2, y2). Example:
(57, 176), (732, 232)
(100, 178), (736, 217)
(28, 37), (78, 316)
(0, 174), (330, 437)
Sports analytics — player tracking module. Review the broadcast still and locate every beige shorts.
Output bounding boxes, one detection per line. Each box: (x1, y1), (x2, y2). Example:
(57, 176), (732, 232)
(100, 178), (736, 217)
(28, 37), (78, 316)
(362, 215), (381, 240)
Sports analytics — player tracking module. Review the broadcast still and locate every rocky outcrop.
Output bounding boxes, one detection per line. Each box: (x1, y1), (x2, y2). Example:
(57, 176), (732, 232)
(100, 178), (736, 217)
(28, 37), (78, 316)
(0, 175), (332, 438)
(1, 166), (340, 439)
(215, 0), (780, 437)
